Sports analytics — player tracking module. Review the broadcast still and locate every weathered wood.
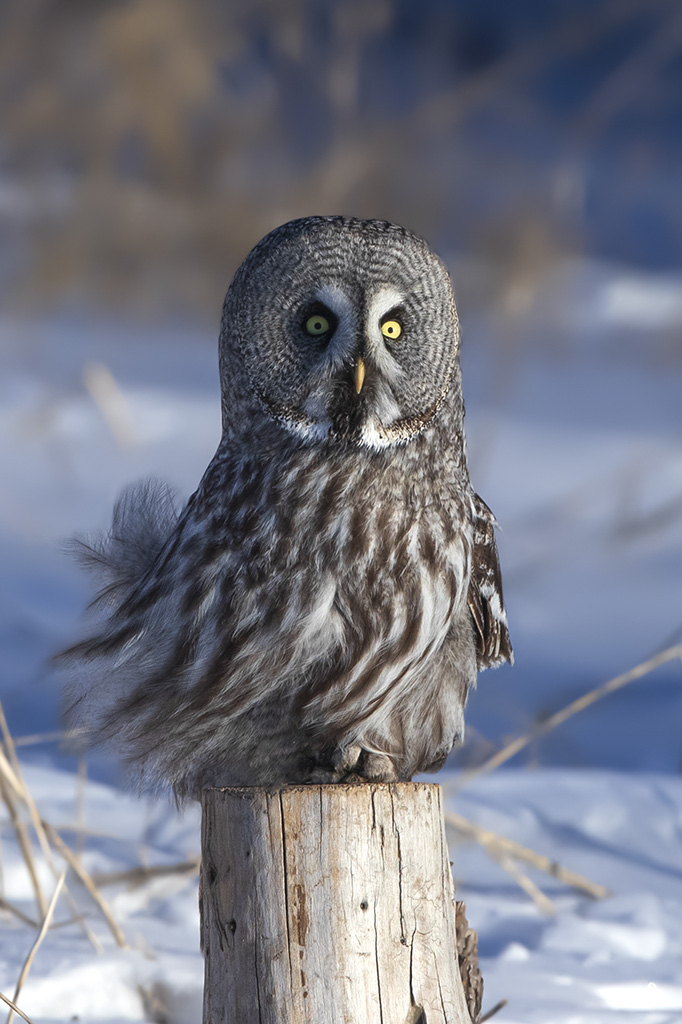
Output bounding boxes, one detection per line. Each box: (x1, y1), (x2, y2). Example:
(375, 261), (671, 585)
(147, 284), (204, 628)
(201, 782), (474, 1023)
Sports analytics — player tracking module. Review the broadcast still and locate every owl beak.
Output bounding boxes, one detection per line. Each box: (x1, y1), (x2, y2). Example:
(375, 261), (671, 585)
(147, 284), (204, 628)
(354, 356), (366, 394)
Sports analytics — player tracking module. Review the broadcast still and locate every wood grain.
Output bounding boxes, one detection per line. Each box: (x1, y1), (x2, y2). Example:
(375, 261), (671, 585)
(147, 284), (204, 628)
(201, 782), (473, 1023)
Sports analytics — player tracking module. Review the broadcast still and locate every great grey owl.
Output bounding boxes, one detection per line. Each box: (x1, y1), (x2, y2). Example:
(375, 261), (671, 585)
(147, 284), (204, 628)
(60, 216), (512, 800)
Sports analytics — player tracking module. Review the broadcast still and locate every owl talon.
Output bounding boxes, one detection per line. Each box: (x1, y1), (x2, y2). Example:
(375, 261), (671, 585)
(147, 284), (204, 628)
(360, 752), (399, 782)
(331, 743), (362, 773)
(324, 747), (399, 783)
(341, 772), (366, 784)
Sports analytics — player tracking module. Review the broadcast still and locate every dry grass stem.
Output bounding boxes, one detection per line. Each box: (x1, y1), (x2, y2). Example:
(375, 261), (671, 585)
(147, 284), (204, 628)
(0, 707), (28, 779)
(0, 749), (26, 804)
(0, 993), (34, 1024)
(83, 363), (137, 446)
(7, 871), (65, 1024)
(480, 999), (509, 1023)
(489, 848), (557, 915)
(0, 708), (122, 951)
(75, 757), (88, 861)
(0, 898), (38, 929)
(49, 821), (145, 841)
(42, 821), (127, 949)
(49, 913), (91, 932)
(0, 704), (99, 950)
(457, 644), (682, 786)
(1, 704), (60, 870)
(445, 811), (609, 900)
(0, 777), (47, 918)
(92, 857), (200, 889)
(63, 886), (101, 952)
(11, 732), (67, 749)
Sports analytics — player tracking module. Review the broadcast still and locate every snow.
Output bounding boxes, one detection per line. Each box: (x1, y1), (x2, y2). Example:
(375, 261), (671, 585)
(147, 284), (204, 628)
(2, 765), (681, 1022)
(1, 258), (681, 1021)
(447, 770), (682, 1022)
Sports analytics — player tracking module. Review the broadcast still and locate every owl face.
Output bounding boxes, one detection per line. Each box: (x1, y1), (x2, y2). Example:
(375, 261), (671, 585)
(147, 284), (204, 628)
(226, 217), (459, 449)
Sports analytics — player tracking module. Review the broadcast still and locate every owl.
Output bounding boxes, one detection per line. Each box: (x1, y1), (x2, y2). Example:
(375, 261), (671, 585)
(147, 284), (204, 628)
(60, 216), (512, 801)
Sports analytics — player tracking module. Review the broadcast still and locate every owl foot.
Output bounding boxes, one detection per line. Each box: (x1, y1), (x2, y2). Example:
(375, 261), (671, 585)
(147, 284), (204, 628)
(359, 751), (399, 782)
(334, 747), (398, 783)
(305, 745), (399, 784)
(331, 743), (363, 774)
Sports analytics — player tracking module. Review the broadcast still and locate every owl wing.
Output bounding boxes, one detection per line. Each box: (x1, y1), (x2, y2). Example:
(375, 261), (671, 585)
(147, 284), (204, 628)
(467, 493), (513, 669)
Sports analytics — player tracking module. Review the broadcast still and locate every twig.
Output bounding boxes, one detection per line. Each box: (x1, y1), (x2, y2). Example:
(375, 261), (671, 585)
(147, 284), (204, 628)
(92, 857), (200, 889)
(0, 993), (33, 1024)
(445, 811), (608, 900)
(480, 999), (508, 1022)
(7, 871), (65, 1024)
(456, 645), (682, 786)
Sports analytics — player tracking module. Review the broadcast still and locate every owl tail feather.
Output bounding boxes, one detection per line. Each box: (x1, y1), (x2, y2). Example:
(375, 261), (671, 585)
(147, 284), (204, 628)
(66, 478), (179, 610)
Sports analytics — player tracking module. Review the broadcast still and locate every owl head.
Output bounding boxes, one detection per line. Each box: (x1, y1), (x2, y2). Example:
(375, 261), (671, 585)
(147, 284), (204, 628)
(219, 216), (460, 450)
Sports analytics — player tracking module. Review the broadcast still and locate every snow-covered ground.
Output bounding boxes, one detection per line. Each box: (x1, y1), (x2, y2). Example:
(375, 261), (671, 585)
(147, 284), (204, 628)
(1, 765), (681, 1023)
(1, 257), (681, 1021)
(450, 769), (682, 1023)
(0, 763), (204, 1024)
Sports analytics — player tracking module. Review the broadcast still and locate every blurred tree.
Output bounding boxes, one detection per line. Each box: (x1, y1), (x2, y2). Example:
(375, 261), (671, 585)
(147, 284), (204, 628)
(0, 0), (680, 317)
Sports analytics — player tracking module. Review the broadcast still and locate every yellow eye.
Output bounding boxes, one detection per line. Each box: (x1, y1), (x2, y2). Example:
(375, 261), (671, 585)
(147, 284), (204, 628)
(381, 319), (402, 340)
(305, 314), (330, 335)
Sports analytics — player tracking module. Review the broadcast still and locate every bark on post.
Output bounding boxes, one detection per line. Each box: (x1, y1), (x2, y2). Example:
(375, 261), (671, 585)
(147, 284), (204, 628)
(201, 782), (474, 1023)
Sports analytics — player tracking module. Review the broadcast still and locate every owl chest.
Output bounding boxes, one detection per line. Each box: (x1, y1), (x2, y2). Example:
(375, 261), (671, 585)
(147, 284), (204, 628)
(254, 486), (469, 665)
(214, 452), (469, 661)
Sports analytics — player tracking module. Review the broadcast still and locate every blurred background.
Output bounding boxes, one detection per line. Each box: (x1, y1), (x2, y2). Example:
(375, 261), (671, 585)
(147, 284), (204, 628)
(1, 0), (681, 782)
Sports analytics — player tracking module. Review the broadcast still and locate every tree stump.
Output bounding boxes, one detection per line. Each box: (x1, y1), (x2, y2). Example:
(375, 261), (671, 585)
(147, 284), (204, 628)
(201, 782), (474, 1023)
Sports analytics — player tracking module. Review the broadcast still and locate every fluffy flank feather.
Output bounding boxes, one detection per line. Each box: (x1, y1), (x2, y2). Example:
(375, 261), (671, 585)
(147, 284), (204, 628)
(67, 479), (179, 609)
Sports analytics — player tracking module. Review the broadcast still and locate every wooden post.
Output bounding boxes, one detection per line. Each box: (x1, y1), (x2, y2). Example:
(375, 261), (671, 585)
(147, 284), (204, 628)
(201, 782), (474, 1023)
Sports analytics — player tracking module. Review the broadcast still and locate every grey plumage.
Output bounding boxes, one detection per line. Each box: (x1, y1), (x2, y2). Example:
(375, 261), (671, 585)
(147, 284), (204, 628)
(59, 216), (512, 800)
